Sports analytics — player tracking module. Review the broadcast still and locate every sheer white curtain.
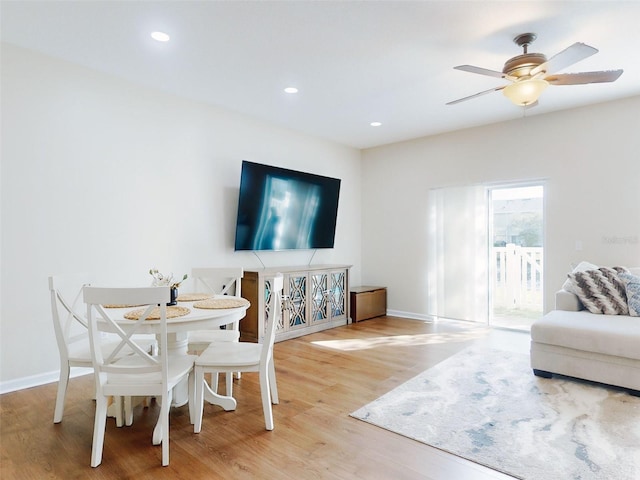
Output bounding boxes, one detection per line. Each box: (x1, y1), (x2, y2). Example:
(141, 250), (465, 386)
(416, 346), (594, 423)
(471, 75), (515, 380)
(427, 185), (489, 323)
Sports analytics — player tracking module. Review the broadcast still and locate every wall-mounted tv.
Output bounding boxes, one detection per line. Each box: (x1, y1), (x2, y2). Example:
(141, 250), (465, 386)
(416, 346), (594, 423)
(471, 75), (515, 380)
(234, 161), (341, 251)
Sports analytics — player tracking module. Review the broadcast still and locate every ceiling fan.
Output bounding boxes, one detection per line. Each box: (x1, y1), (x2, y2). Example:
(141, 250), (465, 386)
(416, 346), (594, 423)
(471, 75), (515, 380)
(447, 33), (623, 107)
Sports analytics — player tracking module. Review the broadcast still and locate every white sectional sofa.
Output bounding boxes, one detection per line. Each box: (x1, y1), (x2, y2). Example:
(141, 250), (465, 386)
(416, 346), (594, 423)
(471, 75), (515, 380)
(530, 266), (640, 395)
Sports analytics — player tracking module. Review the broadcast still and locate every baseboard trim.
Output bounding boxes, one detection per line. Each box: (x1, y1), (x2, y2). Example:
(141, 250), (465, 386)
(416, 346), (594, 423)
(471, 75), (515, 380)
(0, 367), (91, 395)
(386, 309), (435, 322)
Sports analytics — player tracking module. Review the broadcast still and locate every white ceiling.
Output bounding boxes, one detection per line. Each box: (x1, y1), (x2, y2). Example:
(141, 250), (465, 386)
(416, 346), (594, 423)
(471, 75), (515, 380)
(2, 1), (640, 149)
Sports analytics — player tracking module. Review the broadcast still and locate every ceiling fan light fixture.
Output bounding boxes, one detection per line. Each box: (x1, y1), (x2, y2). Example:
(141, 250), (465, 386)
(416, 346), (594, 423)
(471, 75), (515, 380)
(503, 78), (549, 106)
(150, 31), (170, 42)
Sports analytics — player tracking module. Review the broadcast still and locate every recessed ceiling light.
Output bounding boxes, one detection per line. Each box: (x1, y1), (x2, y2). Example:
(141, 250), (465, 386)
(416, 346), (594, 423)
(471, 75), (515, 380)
(370, 122), (382, 127)
(151, 31), (170, 42)
(284, 87), (299, 94)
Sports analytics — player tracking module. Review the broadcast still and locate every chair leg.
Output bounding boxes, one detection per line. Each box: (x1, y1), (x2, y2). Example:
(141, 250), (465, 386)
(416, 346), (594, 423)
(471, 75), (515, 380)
(124, 396), (133, 426)
(188, 370), (196, 426)
(91, 395), (108, 467)
(113, 396), (124, 428)
(211, 372), (219, 393)
(268, 360), (279, 404)
(225, 372), (233, 397)
(160, 392), (170, 466)
(53, 365), (70, 423)
(194, 367), (205, 433)
(259, 368), (274, 431)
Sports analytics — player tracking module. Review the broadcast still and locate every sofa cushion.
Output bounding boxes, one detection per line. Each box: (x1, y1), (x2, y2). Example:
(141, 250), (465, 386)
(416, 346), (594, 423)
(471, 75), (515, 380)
(619, 272), (640, 317)
(568, 266), (629, 315)
(555, 289), (583, 311)
(531, 310), (640, 361)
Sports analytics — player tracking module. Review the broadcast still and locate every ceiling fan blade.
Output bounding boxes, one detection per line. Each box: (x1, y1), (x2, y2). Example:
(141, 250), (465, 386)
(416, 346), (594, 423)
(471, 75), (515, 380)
(454, 65), (513, 80)
(545, 70), (623, 85)
(446, 85), (505, 105)
(531, 42), (598, 76)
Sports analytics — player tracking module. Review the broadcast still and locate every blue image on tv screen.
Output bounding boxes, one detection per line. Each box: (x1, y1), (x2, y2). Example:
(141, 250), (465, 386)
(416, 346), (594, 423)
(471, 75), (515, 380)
(234, 161), (341, 251)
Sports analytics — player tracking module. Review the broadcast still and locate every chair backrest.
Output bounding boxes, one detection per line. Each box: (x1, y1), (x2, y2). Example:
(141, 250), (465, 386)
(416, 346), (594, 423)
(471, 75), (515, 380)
(191, 267), (244, 296)
(83, 286), (170, 392)
(261, 274), (284, 362)
(49, 274), (93, 362)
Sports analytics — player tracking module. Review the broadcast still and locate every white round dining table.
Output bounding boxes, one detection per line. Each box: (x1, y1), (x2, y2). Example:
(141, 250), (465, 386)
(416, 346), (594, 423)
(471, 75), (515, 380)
(101, 297), (249, 355)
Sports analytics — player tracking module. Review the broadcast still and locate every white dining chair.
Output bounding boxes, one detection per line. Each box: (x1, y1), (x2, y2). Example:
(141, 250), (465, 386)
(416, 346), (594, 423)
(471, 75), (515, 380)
(49, 274), (157, 425)
(84, 286), (197, 467)
(193, 273), (283, 433)
(188, 267), (244, 394)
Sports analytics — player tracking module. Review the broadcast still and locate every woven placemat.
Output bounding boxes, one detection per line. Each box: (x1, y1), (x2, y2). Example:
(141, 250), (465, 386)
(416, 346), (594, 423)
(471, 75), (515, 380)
(193, 297), (250, 310)
(124, 305), (191, 320)
(176, 292), (213, 302)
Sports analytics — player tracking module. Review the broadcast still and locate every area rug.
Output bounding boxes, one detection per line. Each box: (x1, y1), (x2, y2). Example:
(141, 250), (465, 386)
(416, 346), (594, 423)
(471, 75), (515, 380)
(351, 347), (640, 480)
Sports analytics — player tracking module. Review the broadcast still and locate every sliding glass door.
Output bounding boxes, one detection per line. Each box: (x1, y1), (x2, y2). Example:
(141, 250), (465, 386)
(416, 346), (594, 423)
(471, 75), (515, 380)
(427, 182), (544, 330)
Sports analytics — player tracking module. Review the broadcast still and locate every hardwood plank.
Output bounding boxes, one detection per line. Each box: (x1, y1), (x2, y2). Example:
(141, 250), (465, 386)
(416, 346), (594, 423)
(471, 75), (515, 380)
(0, 317), (522, 479)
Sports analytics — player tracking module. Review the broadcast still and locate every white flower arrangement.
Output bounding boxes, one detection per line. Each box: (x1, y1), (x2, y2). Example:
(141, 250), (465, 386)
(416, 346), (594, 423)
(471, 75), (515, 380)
(149, 269), (188, 289)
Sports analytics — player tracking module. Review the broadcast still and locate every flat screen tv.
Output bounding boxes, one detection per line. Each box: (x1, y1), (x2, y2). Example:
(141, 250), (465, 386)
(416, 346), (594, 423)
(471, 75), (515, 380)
(234, 161), (341, 251)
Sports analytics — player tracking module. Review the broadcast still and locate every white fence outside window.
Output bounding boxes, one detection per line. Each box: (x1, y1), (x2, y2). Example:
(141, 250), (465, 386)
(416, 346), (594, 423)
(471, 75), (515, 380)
(493, 244), (543, 310)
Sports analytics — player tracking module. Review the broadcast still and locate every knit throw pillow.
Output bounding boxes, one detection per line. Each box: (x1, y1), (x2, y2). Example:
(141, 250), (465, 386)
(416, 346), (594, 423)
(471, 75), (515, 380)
(561, 261), (599, 293)
(618, 272), (640, 317)
(568, 266), (629, 315)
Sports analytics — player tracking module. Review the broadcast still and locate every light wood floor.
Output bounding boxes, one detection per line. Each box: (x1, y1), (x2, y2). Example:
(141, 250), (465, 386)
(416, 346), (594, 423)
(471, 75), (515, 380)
(1, 317), (530, 479)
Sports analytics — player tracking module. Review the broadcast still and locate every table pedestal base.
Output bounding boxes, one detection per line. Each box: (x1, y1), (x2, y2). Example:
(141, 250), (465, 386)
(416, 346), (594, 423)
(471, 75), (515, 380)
(204, 380), (237, 411)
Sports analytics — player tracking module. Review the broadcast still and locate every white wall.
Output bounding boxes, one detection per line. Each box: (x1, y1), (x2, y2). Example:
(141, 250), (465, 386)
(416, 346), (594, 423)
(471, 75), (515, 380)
(0, 44), (362, 388)
(361, 96), (640, 317)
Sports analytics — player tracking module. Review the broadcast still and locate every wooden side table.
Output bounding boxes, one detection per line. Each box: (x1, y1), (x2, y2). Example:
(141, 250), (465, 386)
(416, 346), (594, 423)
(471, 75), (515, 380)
(350, 286), (387, 322)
